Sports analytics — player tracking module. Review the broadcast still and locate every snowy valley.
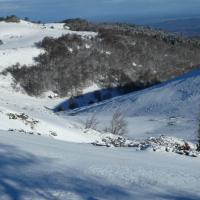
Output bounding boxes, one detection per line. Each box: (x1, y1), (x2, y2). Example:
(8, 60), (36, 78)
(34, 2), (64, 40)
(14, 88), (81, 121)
(0, 18), (200, 200)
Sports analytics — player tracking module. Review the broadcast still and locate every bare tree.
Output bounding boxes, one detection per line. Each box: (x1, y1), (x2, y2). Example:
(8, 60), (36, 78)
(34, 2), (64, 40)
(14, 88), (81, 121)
(108, 109), (127, 136)
(85, 113), (99, 130)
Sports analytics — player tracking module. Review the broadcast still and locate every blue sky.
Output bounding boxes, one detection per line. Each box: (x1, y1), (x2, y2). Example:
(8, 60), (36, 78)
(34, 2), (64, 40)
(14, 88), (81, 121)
(0, 0), (200, 24)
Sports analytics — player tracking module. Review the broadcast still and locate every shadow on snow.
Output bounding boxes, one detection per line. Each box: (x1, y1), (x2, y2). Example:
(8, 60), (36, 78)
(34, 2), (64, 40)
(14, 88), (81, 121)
(0, 142), (199, 200)
(0, 143), (129, 200)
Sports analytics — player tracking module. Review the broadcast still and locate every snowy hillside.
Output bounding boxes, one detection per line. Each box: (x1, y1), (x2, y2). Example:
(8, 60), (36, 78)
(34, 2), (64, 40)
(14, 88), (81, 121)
(75, 69), (200, 118)
(0, 19), (199, 143)
(0, 20), (96, 69)
(0, 130), (199, 200)
(65, 69), (200, 141)
(0, 89), (102, 143)
(0, 19), (200, 200)
(0, 20), (96, 91)
(0, 20), (102, 143)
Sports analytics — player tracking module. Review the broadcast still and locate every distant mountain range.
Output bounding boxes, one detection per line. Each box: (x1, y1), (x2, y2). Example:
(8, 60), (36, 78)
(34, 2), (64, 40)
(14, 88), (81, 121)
(151, 18), (200, 37)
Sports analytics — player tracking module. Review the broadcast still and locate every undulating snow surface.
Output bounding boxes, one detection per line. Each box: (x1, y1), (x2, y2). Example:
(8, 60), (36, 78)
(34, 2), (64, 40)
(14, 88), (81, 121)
(0, 89), (103, 143)
(0, 131), (200, 200)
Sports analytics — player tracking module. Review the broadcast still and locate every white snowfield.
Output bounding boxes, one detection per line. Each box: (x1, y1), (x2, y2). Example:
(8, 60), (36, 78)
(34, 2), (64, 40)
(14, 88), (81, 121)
(0, 131), (199, 200)
(0, 89), (102, 143)
(0, 20), (200, 199)
(0, 20), (97, 69)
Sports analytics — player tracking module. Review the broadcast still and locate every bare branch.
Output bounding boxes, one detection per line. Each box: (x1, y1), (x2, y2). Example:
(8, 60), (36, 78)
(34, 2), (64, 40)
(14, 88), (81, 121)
(108, 109), (127, 136)
(84, 113), (99, 130)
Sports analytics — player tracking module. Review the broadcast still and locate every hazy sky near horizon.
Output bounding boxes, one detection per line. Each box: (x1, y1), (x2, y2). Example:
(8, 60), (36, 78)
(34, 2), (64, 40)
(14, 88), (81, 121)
(0, 0), (200, 23)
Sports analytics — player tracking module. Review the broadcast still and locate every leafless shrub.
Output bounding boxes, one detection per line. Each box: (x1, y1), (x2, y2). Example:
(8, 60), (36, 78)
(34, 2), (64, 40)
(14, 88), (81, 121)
(108, 109), (127, 136)
(84, 113), (99, 130)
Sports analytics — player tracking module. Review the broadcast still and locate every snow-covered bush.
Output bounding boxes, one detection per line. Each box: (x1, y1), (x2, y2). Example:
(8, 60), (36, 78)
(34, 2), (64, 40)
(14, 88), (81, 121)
(50, 131), (58, 137)
(7, 112), (39, 129)
(92, 135), (199, 157)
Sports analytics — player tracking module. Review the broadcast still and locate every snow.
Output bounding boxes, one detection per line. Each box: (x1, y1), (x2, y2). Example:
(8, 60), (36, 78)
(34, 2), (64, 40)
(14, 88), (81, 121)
(132, 62), (137, 67)
(0, 130), (199, 200)
(0, 20), (97, 69)
(71, 69), (200, 141)
(92, 134), (199, 157)
(82, 83), (100, 94)
(0, 47), (43, 69)
(0, 86), (103, 143)
(0, 20), (102, 144)
(0, 19), (97, 92)
(85, 44), (91, 49)
(0, 20), (199, 144)
(78, 69), (200, 118)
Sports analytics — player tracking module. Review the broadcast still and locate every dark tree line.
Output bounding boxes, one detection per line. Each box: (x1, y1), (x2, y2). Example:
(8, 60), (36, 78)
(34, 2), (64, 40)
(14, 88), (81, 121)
(0, 15), (20, 23)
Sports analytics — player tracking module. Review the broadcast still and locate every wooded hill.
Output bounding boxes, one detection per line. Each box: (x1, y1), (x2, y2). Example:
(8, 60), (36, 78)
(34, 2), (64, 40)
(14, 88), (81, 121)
(5, 19), (200, 97)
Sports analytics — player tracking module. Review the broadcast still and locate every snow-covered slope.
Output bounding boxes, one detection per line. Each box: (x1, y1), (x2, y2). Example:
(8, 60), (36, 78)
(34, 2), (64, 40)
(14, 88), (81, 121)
(0, 20), (101, 143)
(0, 130), (199, 200)
(0, 19), (199, 143)
(68, 69), (200, 141)
(0, 89), (100, 143)
(76, 68), (200, 118)
(0, 20), (96, 69)
(0, 20), (97, 92)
